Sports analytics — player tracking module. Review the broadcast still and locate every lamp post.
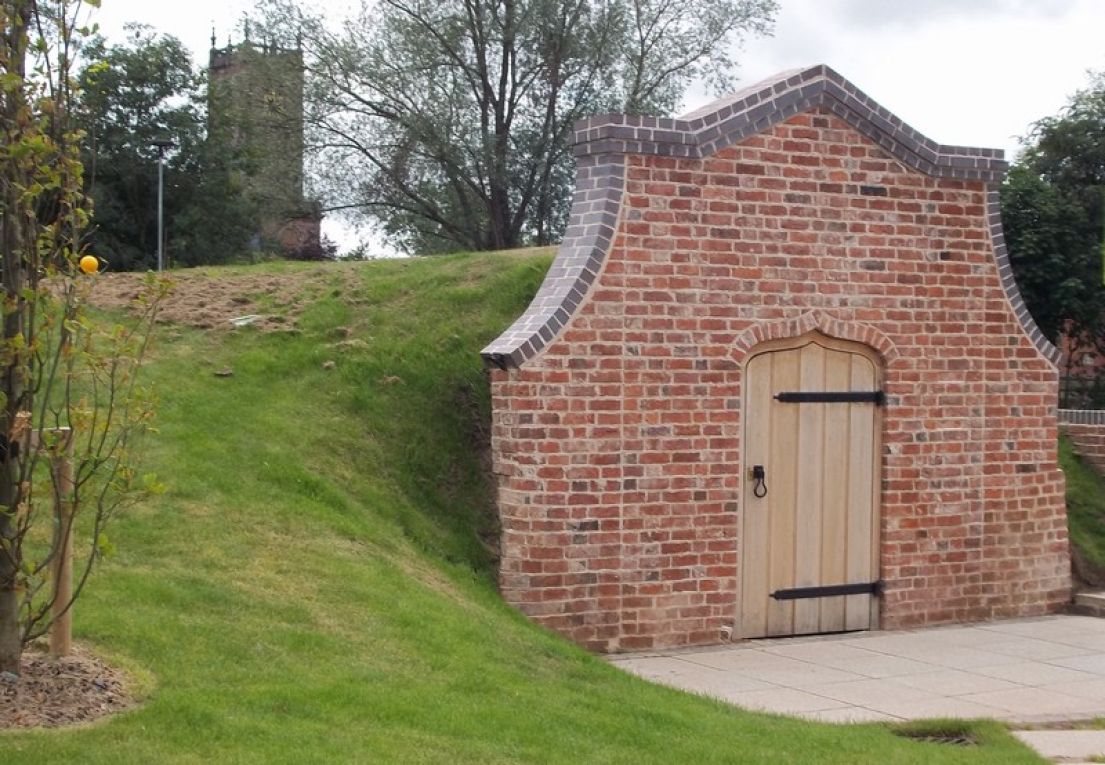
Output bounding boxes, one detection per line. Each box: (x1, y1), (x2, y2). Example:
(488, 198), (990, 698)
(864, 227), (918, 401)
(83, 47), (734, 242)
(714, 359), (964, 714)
(150, 138), (174, 272)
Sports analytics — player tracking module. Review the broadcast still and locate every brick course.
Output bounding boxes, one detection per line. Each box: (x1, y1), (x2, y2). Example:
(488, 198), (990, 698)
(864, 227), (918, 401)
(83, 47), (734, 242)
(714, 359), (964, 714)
(483, 66), (1071, 652)
(1060, 409), (1105, 474)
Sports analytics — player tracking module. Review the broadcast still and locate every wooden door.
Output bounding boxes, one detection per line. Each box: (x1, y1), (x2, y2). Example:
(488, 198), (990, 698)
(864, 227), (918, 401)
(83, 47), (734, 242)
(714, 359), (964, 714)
(739, 334), (881, 639)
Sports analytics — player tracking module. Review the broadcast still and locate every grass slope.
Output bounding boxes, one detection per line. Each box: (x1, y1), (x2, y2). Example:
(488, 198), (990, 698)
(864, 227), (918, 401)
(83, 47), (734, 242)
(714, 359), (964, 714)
(3, 253), (1040, 763)
(1060, 436), (1105, 585)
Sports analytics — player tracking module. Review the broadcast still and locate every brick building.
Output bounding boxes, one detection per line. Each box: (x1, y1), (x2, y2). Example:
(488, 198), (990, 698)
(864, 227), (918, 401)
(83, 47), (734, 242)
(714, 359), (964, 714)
(481, 65), (1071, 652)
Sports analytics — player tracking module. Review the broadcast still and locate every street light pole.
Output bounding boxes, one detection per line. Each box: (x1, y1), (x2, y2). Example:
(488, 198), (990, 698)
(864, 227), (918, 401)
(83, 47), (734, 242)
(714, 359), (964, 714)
(151, 138), (174, 272)
(156, 153), (164, 271)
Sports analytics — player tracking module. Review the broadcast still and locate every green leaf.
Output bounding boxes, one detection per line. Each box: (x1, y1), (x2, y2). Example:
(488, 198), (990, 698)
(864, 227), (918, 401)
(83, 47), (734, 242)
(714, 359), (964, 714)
(142, 473), (167, 495)
(95, 532), (117, 559)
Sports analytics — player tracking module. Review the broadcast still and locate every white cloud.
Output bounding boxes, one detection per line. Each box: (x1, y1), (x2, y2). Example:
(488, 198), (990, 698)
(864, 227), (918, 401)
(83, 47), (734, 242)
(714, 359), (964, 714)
(832, 0), (1076, 27)
(713, 0), (1105, 159)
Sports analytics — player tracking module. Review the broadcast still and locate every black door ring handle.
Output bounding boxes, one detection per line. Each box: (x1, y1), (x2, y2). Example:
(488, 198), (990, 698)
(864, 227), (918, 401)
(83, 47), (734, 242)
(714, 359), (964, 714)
(752, 465), (767, 498)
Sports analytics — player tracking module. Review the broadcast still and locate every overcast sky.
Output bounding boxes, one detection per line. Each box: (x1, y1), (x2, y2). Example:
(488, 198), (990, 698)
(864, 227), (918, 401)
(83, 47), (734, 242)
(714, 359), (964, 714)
(93, 0), (1105, 251)
(725, 0), (1105, 159)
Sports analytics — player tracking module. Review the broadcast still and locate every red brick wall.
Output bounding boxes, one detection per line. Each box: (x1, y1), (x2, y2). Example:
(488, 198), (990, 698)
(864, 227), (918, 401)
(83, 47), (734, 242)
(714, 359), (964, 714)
(489, 107), (1070, 652)
(1066, 425), (1105, 472)
(1061, 411), (1105, 473)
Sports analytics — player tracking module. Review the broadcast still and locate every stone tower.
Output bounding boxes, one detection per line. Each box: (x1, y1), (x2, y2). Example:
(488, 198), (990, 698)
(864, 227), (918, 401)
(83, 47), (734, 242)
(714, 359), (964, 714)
(208, 34), (322, 257)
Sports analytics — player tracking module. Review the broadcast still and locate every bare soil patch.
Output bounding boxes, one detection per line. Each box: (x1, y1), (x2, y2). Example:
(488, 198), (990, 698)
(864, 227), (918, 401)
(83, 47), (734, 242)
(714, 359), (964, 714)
(0, 646), (134, 729)
(87, 268), (332, 332)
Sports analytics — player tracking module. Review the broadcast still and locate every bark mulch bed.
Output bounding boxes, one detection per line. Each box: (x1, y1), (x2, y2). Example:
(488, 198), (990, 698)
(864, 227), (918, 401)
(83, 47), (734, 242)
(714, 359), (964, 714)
(0, 647), (134, 729)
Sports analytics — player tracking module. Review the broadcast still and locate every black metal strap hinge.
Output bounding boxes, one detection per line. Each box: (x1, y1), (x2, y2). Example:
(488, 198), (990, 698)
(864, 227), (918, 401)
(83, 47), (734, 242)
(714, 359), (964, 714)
(771, 581), (883, 600)
(774, 391), (885, 405)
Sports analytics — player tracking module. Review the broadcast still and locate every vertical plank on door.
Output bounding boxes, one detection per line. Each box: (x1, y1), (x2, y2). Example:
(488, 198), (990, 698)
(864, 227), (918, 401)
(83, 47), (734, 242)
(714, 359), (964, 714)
(740, 353), (774, 638)
(819, 349), (852, 633)
(793, 343), (826, 634)
(845, 354), (877, 631)
(767, 349), (800, 636)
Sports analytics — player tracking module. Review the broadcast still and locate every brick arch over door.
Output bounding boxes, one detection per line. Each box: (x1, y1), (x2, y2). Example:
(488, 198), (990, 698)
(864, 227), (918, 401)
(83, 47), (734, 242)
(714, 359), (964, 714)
(729, 311), (899, 367)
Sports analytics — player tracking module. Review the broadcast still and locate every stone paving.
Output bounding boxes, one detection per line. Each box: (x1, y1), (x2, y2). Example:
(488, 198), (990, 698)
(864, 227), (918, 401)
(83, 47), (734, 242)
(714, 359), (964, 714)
(1013, 730), (1105, 764)
(609, 615), (1105, 726)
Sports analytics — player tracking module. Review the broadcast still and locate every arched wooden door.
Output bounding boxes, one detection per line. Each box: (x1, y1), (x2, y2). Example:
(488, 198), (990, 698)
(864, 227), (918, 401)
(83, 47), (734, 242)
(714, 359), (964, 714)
(739, 333), (882, 639)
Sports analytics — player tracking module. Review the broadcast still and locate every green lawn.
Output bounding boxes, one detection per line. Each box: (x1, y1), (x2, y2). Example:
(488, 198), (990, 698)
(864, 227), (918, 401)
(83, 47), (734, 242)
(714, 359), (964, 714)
(1061, 435), (1105, 585)
(2, 253), (1041, 763)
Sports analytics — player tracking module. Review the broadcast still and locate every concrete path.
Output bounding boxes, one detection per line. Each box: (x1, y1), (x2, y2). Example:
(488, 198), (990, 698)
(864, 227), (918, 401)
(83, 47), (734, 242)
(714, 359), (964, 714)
(609, 615), (1105, 725)
(1012, 730), (1105, 764)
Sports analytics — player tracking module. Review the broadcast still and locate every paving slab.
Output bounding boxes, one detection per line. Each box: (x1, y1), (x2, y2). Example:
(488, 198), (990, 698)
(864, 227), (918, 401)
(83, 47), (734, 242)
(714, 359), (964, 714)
(801, 677), (935, 708)
(984, 638), (1096, 662)
(960, 687), (1105, 718)
(609, 615), (1105, 725)
(717, 686), (846, 714)
(1045, 678), (1105, 701)
(865, 696), (1010, 721)
(1013, 730), (1105, 761)
(1053, 653), (1105, 674)
(802, 707), (899, 724)
(973, 661), (1100, 686)
(885, 668), (1019, 696)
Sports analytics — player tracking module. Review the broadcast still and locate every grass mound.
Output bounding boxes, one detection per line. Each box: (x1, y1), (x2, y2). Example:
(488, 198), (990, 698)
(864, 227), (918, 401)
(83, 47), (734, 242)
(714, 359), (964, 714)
(1060, 436), (1105, 587)
(2, 253), (1039, 763)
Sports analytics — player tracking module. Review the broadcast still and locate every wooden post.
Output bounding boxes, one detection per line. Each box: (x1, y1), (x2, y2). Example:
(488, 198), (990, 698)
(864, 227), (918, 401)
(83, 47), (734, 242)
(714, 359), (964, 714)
(49, 429), (74, 658)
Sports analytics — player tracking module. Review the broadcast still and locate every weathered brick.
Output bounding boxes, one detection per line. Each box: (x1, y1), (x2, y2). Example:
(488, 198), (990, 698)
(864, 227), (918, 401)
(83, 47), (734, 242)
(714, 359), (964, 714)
(485, 76), (1069, 652)
(1061, 420), (1105, 473)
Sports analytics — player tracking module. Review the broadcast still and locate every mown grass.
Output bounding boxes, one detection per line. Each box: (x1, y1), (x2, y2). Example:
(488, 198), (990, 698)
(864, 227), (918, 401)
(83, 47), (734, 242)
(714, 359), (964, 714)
(1060, 435), (1105, 582)
(2, 252), (1041, 763)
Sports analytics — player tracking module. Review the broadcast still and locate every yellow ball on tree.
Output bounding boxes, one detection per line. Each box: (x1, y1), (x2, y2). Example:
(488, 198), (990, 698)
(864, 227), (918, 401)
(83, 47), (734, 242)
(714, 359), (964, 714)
(78, 255), (99, 274)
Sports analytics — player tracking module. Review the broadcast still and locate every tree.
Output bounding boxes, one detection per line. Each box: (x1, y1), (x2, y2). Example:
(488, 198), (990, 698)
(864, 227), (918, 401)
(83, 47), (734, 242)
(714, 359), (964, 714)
(1002, 72), (1105, 378)
(0, 0), (166, 674)
(77, 26), (257, 269)
(1001, 164), (1094, 344)
(258, 0), (778, 254)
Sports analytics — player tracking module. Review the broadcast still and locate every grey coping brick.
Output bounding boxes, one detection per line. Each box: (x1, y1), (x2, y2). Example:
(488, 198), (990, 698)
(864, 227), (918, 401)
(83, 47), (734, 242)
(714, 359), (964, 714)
(983, 189), (1057, 362)
(480, 64), (1040, 369)
(1060, 409), (1105, 425)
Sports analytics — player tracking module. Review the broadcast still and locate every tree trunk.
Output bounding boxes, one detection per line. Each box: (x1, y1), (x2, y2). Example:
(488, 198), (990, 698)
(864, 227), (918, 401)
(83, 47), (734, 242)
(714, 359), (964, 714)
(0, 0), (31, 676)
(0, 194), (26, 673)
(0, 570), (19, 674)
(0, 191), (26, 676)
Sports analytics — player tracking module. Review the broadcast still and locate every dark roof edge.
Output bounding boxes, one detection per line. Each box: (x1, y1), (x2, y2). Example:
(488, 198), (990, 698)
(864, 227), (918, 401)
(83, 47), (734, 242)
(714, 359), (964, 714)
(481, 67), (1044, 372)
(573, 64), (1007, 183)
(986, 189), (1061, 365)
(481, 155), (626, 369)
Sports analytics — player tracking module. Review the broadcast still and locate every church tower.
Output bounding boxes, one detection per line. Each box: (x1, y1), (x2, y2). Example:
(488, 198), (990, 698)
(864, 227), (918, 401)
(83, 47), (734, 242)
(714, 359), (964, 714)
(208, 30), (322, 257)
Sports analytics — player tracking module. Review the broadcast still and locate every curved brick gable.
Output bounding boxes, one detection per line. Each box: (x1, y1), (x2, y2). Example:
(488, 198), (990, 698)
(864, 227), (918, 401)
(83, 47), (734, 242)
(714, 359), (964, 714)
(482, 63), (1057, 369)
(485, 68), (1070, 651)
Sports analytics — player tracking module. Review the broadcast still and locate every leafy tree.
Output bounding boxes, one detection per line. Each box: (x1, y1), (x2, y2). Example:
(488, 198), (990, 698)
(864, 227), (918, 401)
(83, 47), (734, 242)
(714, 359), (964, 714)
(1002, 72), (1105, 376)
(258, 0), (778, 254)
(161, 131), (258, 267)
(1001, 164), (1094, 343)
(77, 26), (256, 269)
(0, 0), (166, 675)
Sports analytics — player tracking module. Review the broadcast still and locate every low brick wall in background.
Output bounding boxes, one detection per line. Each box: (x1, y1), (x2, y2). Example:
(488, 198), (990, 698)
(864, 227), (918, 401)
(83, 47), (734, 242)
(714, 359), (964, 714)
(1060, 409), (1105, 474)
